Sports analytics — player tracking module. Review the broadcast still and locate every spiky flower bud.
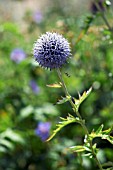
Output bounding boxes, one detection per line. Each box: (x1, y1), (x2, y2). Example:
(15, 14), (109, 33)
(33, 32), (71, 70)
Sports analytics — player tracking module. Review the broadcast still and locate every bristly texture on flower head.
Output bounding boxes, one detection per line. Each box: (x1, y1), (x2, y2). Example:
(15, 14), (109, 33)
(33, 32), (71, 70)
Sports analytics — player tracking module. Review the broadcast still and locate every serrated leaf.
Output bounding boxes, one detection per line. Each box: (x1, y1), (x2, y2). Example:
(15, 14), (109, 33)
(78, 87), (92, 104)
(46, 82), (62, 88)
(103, 126), (113, 135)
(70, 145), (85, 152)
(102, 135), (113, 144)
(56, 96), (70, 105)
(95, 124), (104, 135)
(89, 125), (113, 145)
(47, 114), (80, 141)
(74, 87), (92, 111)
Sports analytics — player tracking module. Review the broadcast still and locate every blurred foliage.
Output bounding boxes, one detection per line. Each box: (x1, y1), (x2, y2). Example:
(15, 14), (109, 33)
(0, 0), (113, 169)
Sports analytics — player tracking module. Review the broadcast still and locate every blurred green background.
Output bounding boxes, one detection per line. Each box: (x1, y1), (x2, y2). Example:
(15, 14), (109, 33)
(0, 0), (113, 169)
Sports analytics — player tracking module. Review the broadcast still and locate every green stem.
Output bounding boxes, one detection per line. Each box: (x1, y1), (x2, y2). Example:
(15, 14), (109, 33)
(56, 68), (103, 170)
(57, 68), (70, 96)
(78, 153), (83, 169)
(57, 68), (82, 119)
(101, 13), (112, 32)
(78, 111), (103, 170)
(95, 1), (112, 33)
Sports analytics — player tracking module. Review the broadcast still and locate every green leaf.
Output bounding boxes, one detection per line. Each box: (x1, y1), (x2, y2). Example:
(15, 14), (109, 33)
(0, 129), (25, 144)
(89, 125), (113, 145)
(19, 105), (34, 120)
(83, 153), (92, 157)
(83, 15), (95, 33)
(0, 129), (25, 153)
(70, 145), (85, 152)
(34, 103), (59, 120)
(56, 96), (71, 105)
(73, 87), (92, 111)
(102, 161), (113, 169)
(102, 135), (113, 144)
(0, 139), (14, 150)
(78, 87), (92, 104)
(103, 126), (113, 135)
(70, 144), (96, 155)
(47, 114), (80, 141)
(95, 124), (104, 135)
(0, 146), (7, 153)
(46, 82), (62, 88)
(1, 22), (20, 36)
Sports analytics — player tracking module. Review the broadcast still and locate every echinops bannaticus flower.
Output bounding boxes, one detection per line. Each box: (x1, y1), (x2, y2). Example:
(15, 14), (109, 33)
(33, 32), (71, 70)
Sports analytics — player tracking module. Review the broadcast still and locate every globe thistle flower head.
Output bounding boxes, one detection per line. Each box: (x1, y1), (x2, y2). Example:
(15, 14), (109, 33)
(33, 32), (71, 70)
(35, 122), (51, 141)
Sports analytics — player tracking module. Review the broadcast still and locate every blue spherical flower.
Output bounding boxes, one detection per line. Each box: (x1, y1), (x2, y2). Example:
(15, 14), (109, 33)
(33, 32), (71, 69)
(35, 122), (51, 141)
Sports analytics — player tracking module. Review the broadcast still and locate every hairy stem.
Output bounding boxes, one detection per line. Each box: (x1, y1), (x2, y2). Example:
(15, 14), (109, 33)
(56, 68), (103, 170)
(57, 68), (82, 119)
(57, 68), (70, 96)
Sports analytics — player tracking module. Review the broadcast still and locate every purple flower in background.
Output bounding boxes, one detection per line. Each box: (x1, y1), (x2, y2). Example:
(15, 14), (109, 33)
(32, 11), (43, 24)
(29, 80), (40, 94)
(90, 0), (105, 14)
(33, 32), (71, 70)
(35, 122), (51, 141)
(10, 48), (26, 63)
